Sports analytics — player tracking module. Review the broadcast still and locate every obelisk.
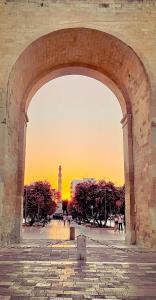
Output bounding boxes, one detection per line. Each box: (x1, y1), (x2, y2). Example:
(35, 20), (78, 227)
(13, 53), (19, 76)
(58, 165), (62, 202)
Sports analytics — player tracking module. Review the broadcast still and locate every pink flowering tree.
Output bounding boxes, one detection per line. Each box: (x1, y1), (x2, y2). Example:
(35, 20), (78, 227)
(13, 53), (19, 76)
(70, 180), (125, 227)
(23, 181), (56, 225)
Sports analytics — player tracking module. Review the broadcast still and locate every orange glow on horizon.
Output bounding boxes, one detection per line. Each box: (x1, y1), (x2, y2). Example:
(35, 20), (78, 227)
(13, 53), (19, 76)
(24, 76), (124, 199)
(24, 169), (124, 200)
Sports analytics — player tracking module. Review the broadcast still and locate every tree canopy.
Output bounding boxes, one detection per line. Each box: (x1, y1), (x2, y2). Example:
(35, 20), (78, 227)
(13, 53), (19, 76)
(23, 181), (56, 225)
(70, 180), (125, 227)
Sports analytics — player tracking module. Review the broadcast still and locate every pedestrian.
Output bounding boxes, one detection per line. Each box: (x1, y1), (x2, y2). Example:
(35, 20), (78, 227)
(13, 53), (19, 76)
(67, 214), (72, 224)
(123, 215), (126, 230)
(118, 214), (123, 231)
(63, 214), (66, 226)
(114, 215), (118, 231)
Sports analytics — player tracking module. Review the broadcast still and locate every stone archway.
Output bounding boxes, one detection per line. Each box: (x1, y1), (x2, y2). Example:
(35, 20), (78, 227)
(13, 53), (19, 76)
(1, 28), (154, 248)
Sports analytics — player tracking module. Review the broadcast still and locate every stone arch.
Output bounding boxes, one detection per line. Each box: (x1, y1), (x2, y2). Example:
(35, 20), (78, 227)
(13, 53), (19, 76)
(2, 28), (153, 248)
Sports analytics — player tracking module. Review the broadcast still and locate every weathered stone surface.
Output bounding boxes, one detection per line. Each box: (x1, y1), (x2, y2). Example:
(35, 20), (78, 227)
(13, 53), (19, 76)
(70, 227), (75, 241)
(77, 235), (86, 260)
(0, 0), (156, 248)
(0, 239), (156, 299)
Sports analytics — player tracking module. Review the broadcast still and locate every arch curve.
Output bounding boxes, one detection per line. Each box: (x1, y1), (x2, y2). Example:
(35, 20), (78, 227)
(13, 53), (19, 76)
(8, 27), (150, 116)
(3, 27), (153, 248)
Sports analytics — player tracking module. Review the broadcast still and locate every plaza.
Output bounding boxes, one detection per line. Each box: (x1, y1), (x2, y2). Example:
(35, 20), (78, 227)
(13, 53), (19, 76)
(0, 1), (156, 299)
(0, 221), (156, 299)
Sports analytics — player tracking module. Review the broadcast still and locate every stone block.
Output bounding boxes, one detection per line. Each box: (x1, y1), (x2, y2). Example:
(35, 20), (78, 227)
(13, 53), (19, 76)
(77, 235), (86, 260)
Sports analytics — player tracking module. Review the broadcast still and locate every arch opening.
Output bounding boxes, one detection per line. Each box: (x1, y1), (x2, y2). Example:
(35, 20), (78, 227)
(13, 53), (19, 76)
(1, 28), (153, 248)
(23, 74), (124, 240)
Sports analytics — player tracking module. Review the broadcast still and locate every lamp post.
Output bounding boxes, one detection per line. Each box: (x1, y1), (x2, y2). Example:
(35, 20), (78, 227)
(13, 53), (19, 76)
(37, 195), (44, 225)
(90, 204), (94, 225)
(105, 188), (112, 227)
(104, 188), (107, 226)
(37, 201), (40, 225)
(109, 200), (111, 227)
(91, 205), (93, 217)
(25, 186), (27, 224)
(109, 188), (113, 227)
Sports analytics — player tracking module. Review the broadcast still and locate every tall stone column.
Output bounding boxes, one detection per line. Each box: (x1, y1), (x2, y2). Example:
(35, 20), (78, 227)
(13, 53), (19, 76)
(0, 85), (27, 245)
(150, 85), (156, 248)
(16, 112), (28, 242)
(121, 113), (136, 244)
(0, 88), (7, 245)
(0, 87), (17, 245)
(150, 119), (156, 248)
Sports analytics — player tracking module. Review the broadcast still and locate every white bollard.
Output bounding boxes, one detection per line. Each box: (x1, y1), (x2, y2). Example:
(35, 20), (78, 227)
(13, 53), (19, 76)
(77, 235), (86, 261)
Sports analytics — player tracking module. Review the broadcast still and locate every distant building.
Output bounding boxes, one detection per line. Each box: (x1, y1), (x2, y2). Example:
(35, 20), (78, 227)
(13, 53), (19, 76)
(70, 178), (96, 199)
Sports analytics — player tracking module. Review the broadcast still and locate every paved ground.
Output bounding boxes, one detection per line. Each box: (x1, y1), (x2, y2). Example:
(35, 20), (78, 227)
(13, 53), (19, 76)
(0, 222), (156, 300)
(22, 220), (125, 241)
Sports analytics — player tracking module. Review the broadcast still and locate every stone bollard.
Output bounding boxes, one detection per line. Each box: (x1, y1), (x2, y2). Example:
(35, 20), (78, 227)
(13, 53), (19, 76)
(77, 235), (86, 261)
(70, 226), (75, 240)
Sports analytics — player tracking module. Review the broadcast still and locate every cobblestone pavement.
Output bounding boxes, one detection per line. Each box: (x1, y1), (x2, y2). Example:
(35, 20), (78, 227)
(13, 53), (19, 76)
(0, 237), (156, 300)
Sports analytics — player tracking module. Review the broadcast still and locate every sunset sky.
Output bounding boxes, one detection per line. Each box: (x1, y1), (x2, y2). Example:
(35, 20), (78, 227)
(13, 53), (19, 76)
(24, 75), (124, 199)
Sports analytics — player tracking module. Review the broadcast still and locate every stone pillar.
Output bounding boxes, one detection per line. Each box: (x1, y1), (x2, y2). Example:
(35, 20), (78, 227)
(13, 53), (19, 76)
(0, 84), (27, 245)
(150, 85), (156, 248)
(70, 226), (75, 240)
(77, 235), (86, 260)
(150, 118), (156, 248)
(121, 113), (136, 245)
(17, 112), (28, 242)
(0, 87), (19, 245)
(0, 88), (7, 245)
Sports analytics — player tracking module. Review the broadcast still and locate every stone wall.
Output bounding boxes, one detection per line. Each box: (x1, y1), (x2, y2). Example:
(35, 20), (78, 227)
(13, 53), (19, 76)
(0, 0), (156, 248)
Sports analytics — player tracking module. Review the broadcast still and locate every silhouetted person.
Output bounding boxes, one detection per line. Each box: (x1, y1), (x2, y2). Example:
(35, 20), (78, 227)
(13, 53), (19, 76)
(114, 215), (118, 231)
(118, 214), (123, 231)
(63, 214), (66, 226)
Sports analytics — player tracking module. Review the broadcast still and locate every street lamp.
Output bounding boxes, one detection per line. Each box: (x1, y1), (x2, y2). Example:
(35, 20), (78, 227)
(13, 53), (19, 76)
(105, 188), (112, 227)
(104, 189), (107, 226)
(25, 186), (28, 224)
(108, 190), (113, 227)
(37, 201), (40, 224)
(37, 195), (44, 225)
(91, 205), (93, 216)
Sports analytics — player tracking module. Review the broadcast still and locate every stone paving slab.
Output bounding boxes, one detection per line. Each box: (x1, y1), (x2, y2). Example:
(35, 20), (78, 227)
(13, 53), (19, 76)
(0, 238), (156, 263)
(0, 239), (156, 299)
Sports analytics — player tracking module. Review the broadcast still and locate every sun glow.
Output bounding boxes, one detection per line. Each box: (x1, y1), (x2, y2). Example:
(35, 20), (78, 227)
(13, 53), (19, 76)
(25, 76), (124, 199)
